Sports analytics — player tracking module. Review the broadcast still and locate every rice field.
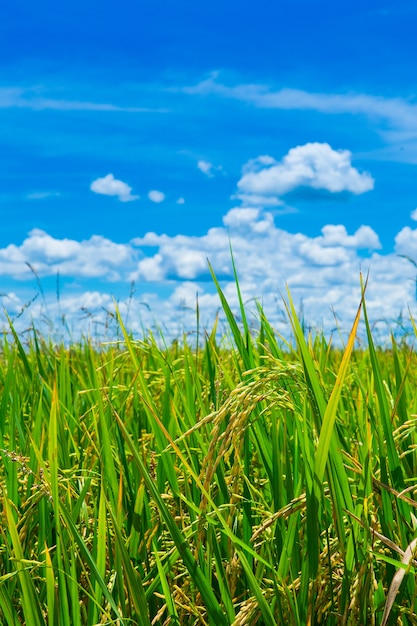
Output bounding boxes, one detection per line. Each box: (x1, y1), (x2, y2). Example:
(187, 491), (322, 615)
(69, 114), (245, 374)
(1, 271), (417, 625)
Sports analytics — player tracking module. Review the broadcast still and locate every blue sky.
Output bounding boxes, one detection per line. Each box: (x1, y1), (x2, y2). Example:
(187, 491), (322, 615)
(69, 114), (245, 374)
(1, 1), (417, 340)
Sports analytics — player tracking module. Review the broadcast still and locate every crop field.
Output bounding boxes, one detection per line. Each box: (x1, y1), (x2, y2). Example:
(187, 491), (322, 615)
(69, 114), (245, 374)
(1, 272), (417, 625)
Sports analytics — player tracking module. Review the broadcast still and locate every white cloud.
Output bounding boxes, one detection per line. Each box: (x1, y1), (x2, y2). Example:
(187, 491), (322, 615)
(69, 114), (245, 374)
(0, 87), (165, 113)
(411, 208), (417, 221)
(197, 160), (213, 176)
(395, 227), (417, 259)
(135, 254), (165, 281)
(223, 207), (262, 228)
(26, 191), (60, 200)
(126, 207), (409, 343)
(183, 77), (417, 164)
(319, 224), (381, 249)
(0, 210), (415, 344)
(197, 160), (223, 177)
(130, 207), (383, 286)
(184, 76), (417, 138)
(222, 208), (276, 235)
(234, 193), (284, 207)
(177, 197), (185, 204)
(148, 190), (165, 203)
(0, 229), (134, 280)
(237, 143), (374, 201)
(90, 174), (139, 202)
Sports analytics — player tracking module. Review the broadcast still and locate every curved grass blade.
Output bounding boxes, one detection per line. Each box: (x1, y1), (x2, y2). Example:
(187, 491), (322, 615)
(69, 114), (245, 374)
(3, 497), (45, 626)
(381, 538), (417, 626)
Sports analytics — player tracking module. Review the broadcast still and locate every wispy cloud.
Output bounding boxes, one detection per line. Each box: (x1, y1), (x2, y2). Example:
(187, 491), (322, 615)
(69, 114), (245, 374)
(0, 87), (166, 113)
(197, 160), (223, 177)
(90, 174), (139, 202)
(26, 191), (61, 200)
(184, 75), (417, 137)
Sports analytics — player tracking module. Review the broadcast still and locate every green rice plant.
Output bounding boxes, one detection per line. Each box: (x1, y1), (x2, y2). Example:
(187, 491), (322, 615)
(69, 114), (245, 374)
(0, 270), (417, 623)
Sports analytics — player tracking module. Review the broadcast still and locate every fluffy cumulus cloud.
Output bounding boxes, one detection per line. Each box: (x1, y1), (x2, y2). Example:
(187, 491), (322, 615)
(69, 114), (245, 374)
(395, 227), (417, 258)
(237, 143), (374, 203)
(90, 174), (139, 202)
(148, 190), (165, 203)
(131, 209), (383, 284)
(126, 208), (412, 343)
(0, 211), (416, 343)
(0, 229), (134, 280)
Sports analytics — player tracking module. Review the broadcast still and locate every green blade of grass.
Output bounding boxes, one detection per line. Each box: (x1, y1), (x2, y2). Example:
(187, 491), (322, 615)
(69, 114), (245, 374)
(44, 543), (56, 626)
(284, 285), (357, 581)
(48, 380), (72, 626)
(113, 411), (229, 626)
(152, 538), (181, 625)
(314, 293), (363, 485)
(360, 277), (411, 555)
(58, 502), (126, 624)
(91, 483), (108, 626)
(361, 282), (405, 491)
(0, 584), (20, 626)
(3, 497), (45, 626)
(107, 501), (152, 626)
(208, 260), (254, 372)
(113, 306), (180, 496)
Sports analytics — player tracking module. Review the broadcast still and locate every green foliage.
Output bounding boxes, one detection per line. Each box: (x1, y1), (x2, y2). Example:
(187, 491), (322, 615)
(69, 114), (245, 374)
(0, 275), (417, 624)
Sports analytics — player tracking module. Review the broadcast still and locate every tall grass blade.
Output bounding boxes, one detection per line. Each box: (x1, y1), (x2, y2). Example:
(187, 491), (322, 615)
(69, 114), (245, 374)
(381, 538), (417, 626)
(113, 410), (229, 626)
(3, 497), (45, 626)
(314, 293), (363, 485)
